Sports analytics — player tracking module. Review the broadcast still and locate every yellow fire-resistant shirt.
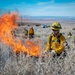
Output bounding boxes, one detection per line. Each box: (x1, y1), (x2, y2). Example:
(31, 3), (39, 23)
(28, 28), (34, 35)
(46, 33), (66, 54)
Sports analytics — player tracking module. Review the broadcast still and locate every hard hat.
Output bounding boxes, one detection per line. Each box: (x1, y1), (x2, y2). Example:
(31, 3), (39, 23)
(50, 22), (62, 30)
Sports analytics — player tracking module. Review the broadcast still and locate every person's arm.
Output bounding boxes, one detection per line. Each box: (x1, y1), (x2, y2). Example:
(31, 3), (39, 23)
(55, 35), (66, 54)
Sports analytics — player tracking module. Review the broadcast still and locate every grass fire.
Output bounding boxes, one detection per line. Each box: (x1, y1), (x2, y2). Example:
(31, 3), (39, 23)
(0, 13), (42, 57)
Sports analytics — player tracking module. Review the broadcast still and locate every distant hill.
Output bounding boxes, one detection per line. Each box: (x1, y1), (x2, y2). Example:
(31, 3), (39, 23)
(22, 16), (75, 21)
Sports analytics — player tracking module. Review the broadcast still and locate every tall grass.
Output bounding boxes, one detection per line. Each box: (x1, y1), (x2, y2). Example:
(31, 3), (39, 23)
(0, 34), (75, 75)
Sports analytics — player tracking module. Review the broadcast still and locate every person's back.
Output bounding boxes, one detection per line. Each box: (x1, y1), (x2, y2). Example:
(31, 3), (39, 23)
(28, 27), (34, 34)
(28, 27), (34, 39)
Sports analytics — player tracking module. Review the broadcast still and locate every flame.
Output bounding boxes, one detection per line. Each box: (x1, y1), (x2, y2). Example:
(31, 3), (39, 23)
(0, 13), (42, 57)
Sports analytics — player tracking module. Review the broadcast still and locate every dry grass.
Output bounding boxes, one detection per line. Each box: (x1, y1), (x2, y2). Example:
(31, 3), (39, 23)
(0, 20), (75, 75)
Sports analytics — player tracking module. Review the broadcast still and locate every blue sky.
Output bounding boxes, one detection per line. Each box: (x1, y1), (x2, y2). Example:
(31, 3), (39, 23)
(0, 0), (75, 16)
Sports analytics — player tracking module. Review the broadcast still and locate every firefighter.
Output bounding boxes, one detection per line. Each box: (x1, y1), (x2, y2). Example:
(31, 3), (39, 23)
(23, 28), (28, 38)
(45, 22), (67, 57)
(28, 26), (34, 39)
(67, 32), (72, 38)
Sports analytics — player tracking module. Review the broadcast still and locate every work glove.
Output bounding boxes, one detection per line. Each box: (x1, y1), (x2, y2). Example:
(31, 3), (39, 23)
(50, 50), (56, 57)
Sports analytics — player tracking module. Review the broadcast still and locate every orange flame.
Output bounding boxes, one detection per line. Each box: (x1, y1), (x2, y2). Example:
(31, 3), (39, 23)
(0, 13), (42, 57)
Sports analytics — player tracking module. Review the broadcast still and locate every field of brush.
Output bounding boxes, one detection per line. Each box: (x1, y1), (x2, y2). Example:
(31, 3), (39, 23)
(0, 19), (75, 75)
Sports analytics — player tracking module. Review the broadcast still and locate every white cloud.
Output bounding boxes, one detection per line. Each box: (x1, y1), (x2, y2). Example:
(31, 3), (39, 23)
(4, 1), (75, 16)
(37, 0), (55, 5)
(37, 0), (54, 5)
